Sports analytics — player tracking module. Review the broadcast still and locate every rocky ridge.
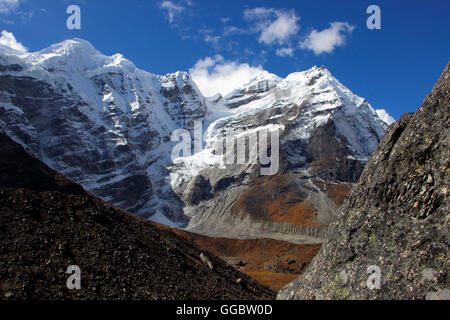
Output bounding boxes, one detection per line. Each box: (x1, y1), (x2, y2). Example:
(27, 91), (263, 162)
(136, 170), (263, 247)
(277, 62), (450, 300)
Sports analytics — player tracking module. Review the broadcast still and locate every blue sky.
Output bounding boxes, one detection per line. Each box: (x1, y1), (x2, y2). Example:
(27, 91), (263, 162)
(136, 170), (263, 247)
(0, 0), (449, 119)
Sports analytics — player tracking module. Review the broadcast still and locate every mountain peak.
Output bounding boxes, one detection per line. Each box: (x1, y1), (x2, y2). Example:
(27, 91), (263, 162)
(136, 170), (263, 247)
(38, 38), (99, 57)
(162, 70), (203, 96)
(18, 38), (142, 77)
(284, 65), (333, 83)
(244, 70), (283, 85)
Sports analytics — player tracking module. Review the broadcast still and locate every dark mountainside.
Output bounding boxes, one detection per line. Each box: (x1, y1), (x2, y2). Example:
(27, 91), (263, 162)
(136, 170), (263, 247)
(0, 133), (85, 195)
(0, 133), (274, 300)
(278, 62), (450, 300)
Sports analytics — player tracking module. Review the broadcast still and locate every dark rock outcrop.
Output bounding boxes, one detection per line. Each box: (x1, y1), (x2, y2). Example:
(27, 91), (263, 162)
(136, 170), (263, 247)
(0, 132), (85, 196)
(278, 62), (450, 300)
(183, 175), (211, 205)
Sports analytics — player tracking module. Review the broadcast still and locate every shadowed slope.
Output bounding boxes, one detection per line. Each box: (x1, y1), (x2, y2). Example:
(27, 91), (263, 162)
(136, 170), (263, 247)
(0, 132), (274, 300)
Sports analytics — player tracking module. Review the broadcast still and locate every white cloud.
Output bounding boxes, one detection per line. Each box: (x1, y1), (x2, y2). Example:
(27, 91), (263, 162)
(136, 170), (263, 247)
(244, 7), (300, 45)
(204, 34), (220, 44)
(159, 1), (184, 23)
(223, 26), (245, 36)
(300, 22), (354, 55)
(243, 7), (275, 20)
(259, 11), (299, 45)
(0, 0), (20, 14)
(0, 30), (27, 51)
(276, 47), (294, 57)
(189, 55), (264, 97)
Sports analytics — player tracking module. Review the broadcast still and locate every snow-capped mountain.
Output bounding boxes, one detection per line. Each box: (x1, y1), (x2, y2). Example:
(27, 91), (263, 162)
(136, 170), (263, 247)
(169, 65), (393, 240)
(0, 39), (206, 225)
(171, 66), (391, 188)
(0, 38), (394, 235)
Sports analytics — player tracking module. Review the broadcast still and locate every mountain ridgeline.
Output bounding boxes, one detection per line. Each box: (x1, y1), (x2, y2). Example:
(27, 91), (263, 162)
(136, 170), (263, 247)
(0, 39), (392, 243)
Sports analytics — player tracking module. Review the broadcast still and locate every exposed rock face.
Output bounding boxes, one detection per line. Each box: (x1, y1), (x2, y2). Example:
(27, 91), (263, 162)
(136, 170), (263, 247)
(0, 132), (274, 300)
(306, 121), (365, 182)
(278, 62), (450, 300)
(183, 175), (211, 205)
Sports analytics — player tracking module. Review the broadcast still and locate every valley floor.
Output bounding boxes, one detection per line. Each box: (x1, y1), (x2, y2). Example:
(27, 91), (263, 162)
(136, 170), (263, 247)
(157, 224), (322, 290)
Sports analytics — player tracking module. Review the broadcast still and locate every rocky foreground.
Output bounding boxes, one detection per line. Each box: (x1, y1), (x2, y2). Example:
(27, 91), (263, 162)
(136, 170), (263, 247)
(0, 133), (274, 300)
(278, 62), (450, 300)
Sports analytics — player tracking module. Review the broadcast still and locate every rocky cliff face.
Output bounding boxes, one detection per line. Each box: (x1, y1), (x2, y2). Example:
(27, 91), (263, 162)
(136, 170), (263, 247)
(0, 39), (392, 238)
(278, 62), (450, 300)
